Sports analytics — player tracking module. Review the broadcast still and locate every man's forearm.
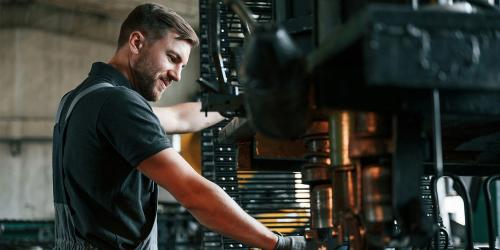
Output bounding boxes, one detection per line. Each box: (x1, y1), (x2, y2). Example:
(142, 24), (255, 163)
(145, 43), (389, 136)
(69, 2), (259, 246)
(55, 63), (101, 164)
(139, 149), (278, 249)
(185, 178), (278, 249)
(153, 102), (225, 133)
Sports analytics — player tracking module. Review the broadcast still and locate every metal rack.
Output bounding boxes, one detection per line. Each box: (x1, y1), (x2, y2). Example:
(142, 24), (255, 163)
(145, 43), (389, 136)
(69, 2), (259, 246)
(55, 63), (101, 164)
(199, 1), (312, 248)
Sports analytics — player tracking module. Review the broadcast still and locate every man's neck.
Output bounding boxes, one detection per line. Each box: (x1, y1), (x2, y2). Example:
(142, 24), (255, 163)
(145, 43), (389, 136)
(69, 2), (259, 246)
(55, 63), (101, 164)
(108, 51), (134, 86)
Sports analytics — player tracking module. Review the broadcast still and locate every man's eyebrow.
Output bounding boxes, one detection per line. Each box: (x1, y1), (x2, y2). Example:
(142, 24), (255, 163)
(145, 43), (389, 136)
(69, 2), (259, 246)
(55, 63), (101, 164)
(166, 50), (186, 67)
(166, 50), (180, 60)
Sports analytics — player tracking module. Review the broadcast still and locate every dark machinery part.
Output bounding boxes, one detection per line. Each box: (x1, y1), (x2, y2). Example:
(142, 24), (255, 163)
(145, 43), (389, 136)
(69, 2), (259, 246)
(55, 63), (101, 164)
(348, 112), (435, 248)
(202, 0), (500, 249)
(156, 203), (203, 250)
(433, 176), (475, 250)
(301, 122), (336, 249)
(219, 0), (312, 139)
(242, 23), (311, 138)
(200, 120), (310, 249)
(208, 0), (229, 92)
(393, 113), (435, 247)
(200, 121), (243, 249)
(425, 176), (449, 249)
(200, 91), (245, 118)
(200, 2), (310, 249)
(0, 211), (202, 250)
(200, 0), (247, 118)
(329, 112), (364, 250)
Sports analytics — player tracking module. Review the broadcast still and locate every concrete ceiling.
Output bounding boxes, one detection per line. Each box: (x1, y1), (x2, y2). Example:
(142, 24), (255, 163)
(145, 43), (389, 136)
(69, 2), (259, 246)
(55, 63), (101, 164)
(36, 0), (199, 27)
(0, 0), (199, 44)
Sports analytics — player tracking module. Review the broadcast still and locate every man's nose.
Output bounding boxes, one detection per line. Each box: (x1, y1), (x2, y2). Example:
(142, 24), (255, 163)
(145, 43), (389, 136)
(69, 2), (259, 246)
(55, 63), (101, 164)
(168, 67), (182, 82)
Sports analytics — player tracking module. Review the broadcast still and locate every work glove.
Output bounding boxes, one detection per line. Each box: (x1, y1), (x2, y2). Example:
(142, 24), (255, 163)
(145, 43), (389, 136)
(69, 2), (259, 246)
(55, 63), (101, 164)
(273, 235), (306, 250)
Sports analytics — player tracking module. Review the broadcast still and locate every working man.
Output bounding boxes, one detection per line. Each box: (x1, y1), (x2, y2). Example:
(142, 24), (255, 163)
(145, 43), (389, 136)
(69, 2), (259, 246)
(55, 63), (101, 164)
(52, 3), (305, 250)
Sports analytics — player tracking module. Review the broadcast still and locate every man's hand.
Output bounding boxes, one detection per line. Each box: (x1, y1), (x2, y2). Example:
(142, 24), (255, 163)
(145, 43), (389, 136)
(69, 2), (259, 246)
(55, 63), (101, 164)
(274, 235), (306, 250)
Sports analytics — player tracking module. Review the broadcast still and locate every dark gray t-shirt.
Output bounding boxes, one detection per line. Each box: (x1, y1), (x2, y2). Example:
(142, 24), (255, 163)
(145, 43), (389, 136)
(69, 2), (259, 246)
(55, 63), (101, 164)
(55, 62), (171, 249)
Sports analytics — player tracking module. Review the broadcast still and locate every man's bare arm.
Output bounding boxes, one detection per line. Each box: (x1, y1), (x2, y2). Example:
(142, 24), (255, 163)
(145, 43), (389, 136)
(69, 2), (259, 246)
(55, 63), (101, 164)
(152, 102), (224, 134)
(138, 148), (278, 249)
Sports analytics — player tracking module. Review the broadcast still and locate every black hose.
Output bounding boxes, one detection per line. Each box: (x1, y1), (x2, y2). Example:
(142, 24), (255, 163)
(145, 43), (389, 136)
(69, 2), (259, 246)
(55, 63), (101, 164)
(483, 175), (500, 250)
(450, 175), (474, 250)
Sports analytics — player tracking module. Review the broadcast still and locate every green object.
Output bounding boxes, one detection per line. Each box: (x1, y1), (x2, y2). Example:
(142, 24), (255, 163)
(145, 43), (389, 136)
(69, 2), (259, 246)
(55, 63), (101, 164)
(0, 220), (54, 248)
(473, 183), (498, 243)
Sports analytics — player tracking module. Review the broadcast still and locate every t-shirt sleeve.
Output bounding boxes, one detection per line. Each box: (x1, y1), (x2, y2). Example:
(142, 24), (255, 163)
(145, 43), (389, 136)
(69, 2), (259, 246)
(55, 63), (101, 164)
(97, 89), (171, 168)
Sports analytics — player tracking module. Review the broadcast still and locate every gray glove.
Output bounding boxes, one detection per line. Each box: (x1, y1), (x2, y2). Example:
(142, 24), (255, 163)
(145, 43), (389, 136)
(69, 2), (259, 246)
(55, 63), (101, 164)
(273, 235), (306, 250)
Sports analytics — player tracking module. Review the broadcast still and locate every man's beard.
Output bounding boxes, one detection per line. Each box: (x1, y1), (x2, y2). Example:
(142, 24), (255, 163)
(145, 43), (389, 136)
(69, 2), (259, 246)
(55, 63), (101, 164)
(131, 55), (160, 102)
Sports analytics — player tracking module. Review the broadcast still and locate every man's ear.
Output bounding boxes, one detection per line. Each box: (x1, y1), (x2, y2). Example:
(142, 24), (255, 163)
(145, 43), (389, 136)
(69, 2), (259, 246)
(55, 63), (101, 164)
(129, 31), (145, 54)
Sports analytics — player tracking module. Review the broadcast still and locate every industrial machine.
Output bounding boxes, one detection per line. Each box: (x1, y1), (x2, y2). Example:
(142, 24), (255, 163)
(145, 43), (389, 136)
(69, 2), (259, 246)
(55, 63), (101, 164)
(199, 0), (500, 249)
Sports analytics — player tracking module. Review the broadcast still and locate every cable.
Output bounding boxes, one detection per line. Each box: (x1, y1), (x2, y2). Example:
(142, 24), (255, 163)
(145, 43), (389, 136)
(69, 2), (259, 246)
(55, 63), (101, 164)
(450, 175), (474, 250)
(483, 175), (500, 250)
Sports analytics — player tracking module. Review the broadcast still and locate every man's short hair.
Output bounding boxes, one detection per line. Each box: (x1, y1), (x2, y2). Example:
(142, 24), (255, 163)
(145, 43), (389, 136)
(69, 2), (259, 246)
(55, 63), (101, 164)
(118, 3), (199, 48)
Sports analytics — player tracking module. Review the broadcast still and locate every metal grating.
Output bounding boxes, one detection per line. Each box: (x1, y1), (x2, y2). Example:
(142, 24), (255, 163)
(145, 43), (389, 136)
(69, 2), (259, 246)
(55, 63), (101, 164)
(238, 171), (310, 234)
(200, 123), (310, 249)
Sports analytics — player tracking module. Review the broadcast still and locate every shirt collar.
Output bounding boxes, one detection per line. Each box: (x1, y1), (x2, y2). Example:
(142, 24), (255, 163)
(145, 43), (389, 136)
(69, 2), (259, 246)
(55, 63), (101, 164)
(88, 62), (132, 89)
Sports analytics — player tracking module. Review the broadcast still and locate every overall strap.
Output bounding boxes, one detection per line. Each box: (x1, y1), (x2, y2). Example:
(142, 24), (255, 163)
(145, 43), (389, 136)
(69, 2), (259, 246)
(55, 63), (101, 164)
(56, 82), (114, 202)
(59, 82), (115, 124)
(53, 82), (113, 249)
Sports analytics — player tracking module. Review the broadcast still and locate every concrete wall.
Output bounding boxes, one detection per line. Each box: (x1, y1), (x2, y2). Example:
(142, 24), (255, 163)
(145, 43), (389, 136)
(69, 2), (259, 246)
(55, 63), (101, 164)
(0, 143), (54, 219)
(0, 3), (200, 219)
(0, 28), (115, 219)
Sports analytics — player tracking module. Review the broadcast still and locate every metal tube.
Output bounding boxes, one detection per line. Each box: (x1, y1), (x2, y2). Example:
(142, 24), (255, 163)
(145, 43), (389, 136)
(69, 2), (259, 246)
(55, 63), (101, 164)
(310, 184), (334, 229)
(329, 112), (352, 167)
(362, 164), (393, 247)
(302, 122), (334, 245)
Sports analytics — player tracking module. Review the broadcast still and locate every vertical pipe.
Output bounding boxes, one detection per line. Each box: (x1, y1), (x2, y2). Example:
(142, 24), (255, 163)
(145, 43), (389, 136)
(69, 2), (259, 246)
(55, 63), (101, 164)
(331, 112), (368, 249)
(330, 112), (352, 167)
(432, 89), (444, 178)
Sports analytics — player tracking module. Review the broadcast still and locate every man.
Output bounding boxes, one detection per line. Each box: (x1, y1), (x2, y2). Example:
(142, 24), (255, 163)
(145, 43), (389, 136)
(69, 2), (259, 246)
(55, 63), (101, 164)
(52, 3), (305, 250)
